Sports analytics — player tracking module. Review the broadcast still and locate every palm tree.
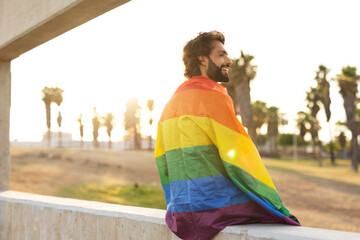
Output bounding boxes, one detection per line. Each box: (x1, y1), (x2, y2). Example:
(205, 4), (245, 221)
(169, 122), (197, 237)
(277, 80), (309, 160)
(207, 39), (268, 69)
(92, 107), (101, 148)
(57, 112), (62, 147)
(333, 66), (360, 172)
(296, 111), (310, 143)
(103, 113), (115, 149)
(267, 106), (280, 157)
(315, 65), (331, 121)
(124, 98), (141, 149)
(77, 114), (84, 148)
(53, 88), (63, 147)
(306, 87), (321, 119)
(41, 87), (63, 147)
(147, 99), (155, 150)
(315, 65), (335, 165)
(224, 82), (238, 113)
(42, 88), (52, 146)
(225, 51), (257, 143)
(252, 100), (267, 144)
(309, 116), (322, 165)
(306, 87), (322, 163)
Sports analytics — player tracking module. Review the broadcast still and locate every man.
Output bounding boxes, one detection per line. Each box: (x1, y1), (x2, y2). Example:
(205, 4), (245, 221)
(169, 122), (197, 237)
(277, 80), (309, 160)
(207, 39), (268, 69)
(155, 31), (299, 240)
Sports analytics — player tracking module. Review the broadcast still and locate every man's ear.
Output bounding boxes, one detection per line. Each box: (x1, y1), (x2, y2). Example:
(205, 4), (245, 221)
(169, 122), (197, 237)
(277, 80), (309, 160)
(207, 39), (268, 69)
(198, 56), (208, 66)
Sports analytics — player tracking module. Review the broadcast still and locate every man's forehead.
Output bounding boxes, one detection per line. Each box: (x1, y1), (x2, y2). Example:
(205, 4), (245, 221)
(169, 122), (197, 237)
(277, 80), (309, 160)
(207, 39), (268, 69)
(211, 40), (227, 53)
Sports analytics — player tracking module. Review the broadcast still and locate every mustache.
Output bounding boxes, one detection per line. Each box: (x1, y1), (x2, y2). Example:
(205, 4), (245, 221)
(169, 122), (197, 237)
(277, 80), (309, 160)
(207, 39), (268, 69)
(221, 64), (231, 68)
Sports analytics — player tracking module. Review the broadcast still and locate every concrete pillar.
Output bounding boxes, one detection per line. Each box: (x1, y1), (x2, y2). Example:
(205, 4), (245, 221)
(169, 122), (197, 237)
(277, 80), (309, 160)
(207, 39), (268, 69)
(0, 61), (11, 191)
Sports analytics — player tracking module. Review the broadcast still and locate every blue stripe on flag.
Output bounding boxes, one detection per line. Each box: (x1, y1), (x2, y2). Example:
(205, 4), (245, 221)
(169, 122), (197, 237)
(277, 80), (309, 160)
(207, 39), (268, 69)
(162, 174), (252, 213)
(245, 192), (284, 217)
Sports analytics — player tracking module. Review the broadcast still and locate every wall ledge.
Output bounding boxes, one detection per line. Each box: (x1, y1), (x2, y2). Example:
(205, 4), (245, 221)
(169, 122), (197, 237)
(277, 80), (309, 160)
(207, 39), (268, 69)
(1, 191), (360, 240)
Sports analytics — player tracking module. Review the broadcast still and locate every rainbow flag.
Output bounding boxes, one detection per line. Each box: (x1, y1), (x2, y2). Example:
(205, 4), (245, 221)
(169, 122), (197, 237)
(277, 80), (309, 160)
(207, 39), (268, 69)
(155, 76), (300, 240)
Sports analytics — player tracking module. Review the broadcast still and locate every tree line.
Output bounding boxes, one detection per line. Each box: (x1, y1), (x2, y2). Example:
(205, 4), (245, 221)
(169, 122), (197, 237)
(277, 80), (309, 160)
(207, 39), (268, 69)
(41, 87), (155, 150)
(223, 52), (360, 172)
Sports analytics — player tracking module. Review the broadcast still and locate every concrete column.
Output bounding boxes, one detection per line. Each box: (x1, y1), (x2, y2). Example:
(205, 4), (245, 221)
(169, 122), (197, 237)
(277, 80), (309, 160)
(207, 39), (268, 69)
(0, 61), (11, 191)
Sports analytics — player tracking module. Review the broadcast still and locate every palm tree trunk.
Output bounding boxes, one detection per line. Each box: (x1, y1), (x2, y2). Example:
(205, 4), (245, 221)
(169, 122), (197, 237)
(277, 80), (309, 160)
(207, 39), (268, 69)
(311, 139), (317, 159)
(317, 142), (322, 167)
(226, 83), (240, 114)
(134, 127), (140, 149)
(329, 140), (335, 165)
(45, 102), (51, 147)
(344, 95), (359, 172)
(268, 136), (278, 157)
(248, 127), (257, 145)
(274, 136), (278, 157)
(58, 130), (62, 148)
(236, 82), (257, 144)
(47, 129), (51, 147)
(350, 128), (359, 172)
(93, 132), (99, 148)
(328, 123), (336, 165)
(80, 125), (84, 148)
(342, 147), (346, 159)
(148, 135), (152, 150)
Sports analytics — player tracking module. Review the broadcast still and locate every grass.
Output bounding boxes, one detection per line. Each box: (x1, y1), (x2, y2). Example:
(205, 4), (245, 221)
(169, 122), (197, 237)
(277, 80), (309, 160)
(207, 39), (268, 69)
(56, 183), (167, 209)
(263, 157), (360, 186)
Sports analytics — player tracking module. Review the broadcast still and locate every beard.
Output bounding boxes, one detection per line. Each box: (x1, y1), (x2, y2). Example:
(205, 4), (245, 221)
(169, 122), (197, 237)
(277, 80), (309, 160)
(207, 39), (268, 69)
(206, 57), (230, 83)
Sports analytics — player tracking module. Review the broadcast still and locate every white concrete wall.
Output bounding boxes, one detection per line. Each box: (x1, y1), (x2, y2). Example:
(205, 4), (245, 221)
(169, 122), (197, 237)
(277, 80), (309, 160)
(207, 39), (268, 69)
(0, 0), (80, 47)
(1, 191), (360, 240)
(0, 0), (130, 60)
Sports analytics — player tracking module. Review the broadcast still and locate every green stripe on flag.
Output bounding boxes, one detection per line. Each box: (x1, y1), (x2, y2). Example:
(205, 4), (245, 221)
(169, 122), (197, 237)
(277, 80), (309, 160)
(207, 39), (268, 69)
(156, 144), (228, 185)
(222, 161), (289, 216)
(155, 154), (169, 186)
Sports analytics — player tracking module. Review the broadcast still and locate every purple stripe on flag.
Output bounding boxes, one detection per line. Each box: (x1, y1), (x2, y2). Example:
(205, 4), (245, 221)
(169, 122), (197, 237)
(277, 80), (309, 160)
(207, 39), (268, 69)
(165, 200), (299, 240)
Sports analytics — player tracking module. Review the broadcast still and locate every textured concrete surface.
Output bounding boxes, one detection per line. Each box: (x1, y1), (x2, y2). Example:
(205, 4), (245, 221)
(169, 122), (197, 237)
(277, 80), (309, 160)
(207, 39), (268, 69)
(1, 191), (360, 240)
(0, 61), (10, 191)
(0, 191), (179, 240)
(0, 0), (130, 60)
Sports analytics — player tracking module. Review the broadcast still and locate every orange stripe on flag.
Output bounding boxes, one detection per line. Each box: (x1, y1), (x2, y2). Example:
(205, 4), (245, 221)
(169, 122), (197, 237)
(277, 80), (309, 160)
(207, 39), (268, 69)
(160, 89), (250, 139)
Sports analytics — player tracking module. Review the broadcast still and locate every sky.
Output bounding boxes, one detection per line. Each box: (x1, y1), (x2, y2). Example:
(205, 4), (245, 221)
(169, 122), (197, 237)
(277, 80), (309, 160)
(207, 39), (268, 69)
(9, 0), (360, 142)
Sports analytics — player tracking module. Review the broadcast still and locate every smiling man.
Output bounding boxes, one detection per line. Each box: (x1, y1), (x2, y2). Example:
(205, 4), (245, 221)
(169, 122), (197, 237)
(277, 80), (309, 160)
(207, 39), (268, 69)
(155, 31), (300, 240)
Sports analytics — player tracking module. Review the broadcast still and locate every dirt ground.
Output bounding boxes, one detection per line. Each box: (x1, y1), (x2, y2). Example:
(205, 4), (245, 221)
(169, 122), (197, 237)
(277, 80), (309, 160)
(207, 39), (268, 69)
(9, 147), (360, 233)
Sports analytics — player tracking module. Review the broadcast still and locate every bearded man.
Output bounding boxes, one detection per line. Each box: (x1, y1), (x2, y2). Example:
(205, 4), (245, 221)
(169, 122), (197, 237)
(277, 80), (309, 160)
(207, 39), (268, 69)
(155, 31), (300, 240)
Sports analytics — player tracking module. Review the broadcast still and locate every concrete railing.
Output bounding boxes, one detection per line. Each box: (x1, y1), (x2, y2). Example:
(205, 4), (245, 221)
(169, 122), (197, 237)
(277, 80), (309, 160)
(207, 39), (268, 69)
(1, 191), (360, 240)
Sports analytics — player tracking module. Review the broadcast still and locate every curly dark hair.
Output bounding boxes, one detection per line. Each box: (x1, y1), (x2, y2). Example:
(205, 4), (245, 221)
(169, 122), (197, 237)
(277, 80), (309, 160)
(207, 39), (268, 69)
(182, 31), (225, 79)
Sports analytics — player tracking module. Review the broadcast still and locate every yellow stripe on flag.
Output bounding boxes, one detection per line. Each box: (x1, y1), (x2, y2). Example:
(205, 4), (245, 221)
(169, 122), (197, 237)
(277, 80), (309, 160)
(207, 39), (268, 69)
(155, 115), (277, 191)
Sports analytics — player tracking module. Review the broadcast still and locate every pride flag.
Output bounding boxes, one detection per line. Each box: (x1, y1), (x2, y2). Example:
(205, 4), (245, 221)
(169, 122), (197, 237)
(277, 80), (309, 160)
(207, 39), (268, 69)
(155, 76), (299, 240)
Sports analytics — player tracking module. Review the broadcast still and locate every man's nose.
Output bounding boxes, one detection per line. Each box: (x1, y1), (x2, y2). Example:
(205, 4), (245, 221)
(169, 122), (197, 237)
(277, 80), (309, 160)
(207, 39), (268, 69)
(226, 57), (232, 66)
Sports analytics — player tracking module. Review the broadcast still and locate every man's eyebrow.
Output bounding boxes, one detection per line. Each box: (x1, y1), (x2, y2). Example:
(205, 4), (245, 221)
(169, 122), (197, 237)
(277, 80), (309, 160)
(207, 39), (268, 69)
(217, 50), (228, 54)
